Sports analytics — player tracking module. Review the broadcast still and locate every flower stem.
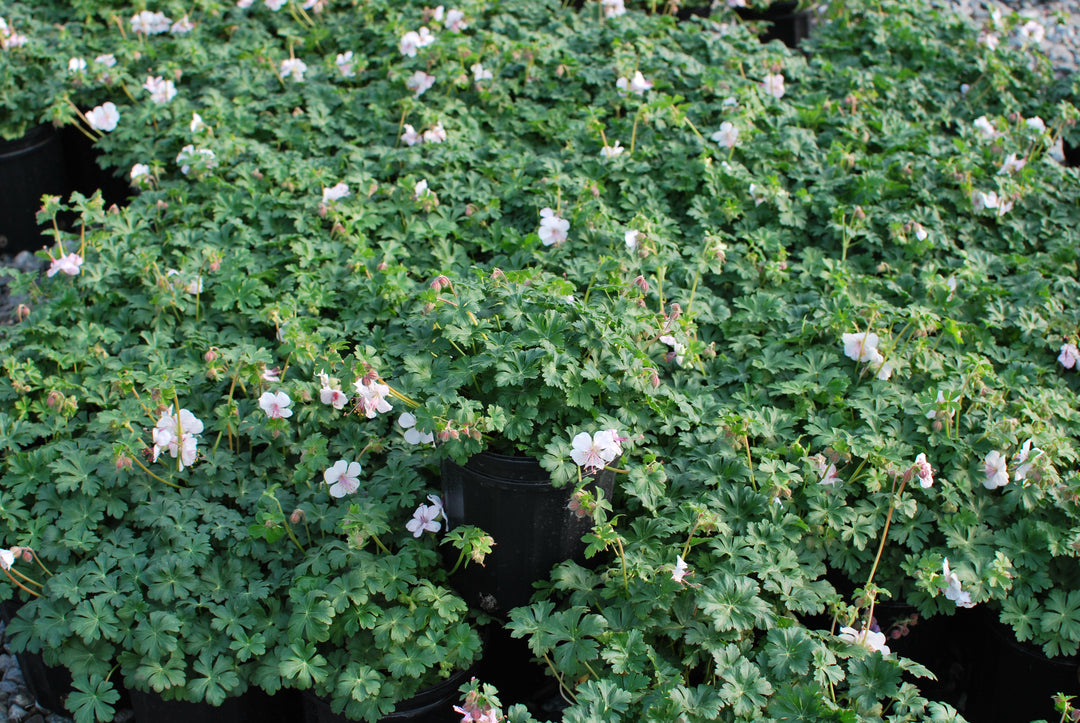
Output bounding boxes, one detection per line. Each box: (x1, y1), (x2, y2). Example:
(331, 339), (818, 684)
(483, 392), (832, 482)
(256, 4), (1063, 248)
(131, 454), (183, 490)
(862, 474), (909, 632)
(2, 568), (40, 598)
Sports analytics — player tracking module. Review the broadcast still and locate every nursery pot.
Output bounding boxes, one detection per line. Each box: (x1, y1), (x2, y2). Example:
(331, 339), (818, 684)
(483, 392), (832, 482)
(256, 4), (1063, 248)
(61, 125), (132, 207)
(0, 124), (69, 255)
(302, 668), (473, 723)
(963, 609), (1080, 723)
(130, 688), (253, 723)
(441, 452), (615, 615)
(734, 1), (815, 48)
(0, 599), (76, 716)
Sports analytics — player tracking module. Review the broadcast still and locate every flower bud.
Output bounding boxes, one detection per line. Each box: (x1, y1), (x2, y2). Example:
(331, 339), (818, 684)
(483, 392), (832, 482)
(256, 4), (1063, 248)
(108, 204), (120, 215)
(854, 206), (866, 220)
(46, 390), (62, 408)
(116, 454), (133, 471)
(332, 222), (345, 235)
(156, 199), (168, 210)
(423, 302), (435, 314)
(15, 303), (30, 322)
(251, 169), (264, 180)
(633, 275), (649, 293)
(438, 429), (451, 441)
(377, 261), (388, 271)
(449, 429), (460, 440)
(491, 268), (506, 281)
(318, 203), (328, 218)
(667, 302), (681, 321)
(431, 275), (450, 290)
(289, 509), (305, 524)
(204, 347), (219, 362)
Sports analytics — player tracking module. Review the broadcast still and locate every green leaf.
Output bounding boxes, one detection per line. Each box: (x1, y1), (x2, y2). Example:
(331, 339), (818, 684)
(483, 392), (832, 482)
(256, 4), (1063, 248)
(67, 674), (121, 723)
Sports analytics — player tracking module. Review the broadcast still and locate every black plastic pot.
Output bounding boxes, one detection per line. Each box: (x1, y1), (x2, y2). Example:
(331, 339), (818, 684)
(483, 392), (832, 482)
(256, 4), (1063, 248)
(441, 452), (615, 615)
(130, 688), (252, 723)
(1, 599), (76, 715)
(0, 124), (69, 255)
(964, 609), (1080, 723)
(61, 125), (132, 207)
(302, 668), (473, 723)
(734, 1), (815, 48)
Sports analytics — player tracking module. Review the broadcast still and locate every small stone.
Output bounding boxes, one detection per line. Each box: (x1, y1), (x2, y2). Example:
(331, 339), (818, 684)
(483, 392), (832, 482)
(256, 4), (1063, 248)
(12, 692), (34, 708)
(0, 680), (19, 695)
(9, 703), (29, 721)
(25, 715), (45, 723)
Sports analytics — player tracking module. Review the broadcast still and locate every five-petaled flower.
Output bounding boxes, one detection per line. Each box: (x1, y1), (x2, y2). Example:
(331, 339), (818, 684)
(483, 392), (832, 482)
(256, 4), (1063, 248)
(982, 450), (1009, 489)
(324, 460), (362, 498)
(942, 558), (975, 608)
(471, 63), (493, 82)
(711, 121), (738, 149)
(259, 391), (293, 419)
(838, 627), (891, 655)
(761, 73), (785, 99)
(0, 548), (14, 571)
(406, 70), (436, 97)
(86, 102), (119, 132)
(322, 182), (350, 205)
(354, 379), (393, 418)
(336, 51), (356, 78)
(672, 555), (690, 583)
(538, 207), (569, 246)
(423, 123), (447, 143)
(913, 452), (934, 488)
(152, 408), (204, 469)
(398, 413), (435, 445)
(143, 75), (177, 104)
(317, 371), (348, 410)
(1058, 343), (1080, 370)
(570, 429), (622, 472)
(616, 70), (653, 96)
(401, 124), (422, 146)
(131, 163), (152, 185)
(47, 252), (83, 278)
(600, 141), (624, 158)
(400, 27), (436, 57)
(280, 58), (308, 81)
(407, 497), (443, 537)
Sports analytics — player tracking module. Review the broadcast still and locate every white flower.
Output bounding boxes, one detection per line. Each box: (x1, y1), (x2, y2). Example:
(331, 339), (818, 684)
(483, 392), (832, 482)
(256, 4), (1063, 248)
(942, 558), (975, 608)
(152, 408), (204, 469)
(407, 502), (442, 537)
(423, 123), (447, 143)
(405, 71), (435, 97)
(47, 253), (83, 277)
(761, 73), (785, 99)
(601, 0), (627, 17)
(570, 430), (621, 472)
(471, 63), (493, 82)
(977, 32), (999, 50)
(838, 627), (891, 655)
(280, 58), (307, 81)
(911, 222), (928, 241)
(142, 76), (177, 104)
(749, 183), (768, 206)
(616, 71), (653, 96)
(237, 0), (253, 7)
(813, 455), (841, 486)
(335, 51), (356, 78)
(170, 15), (194, 34)
(982, 450), (1009, 490)
(322, 182), (350, 204)
(398, 412), (435, 445)
(444, 8), (467, 32)
(401, 124), (422, 146)
(672, 555), (690, 583)
(1059, 343), (1080, 370)
(130, 163), (151, 184)
(998, 153), (1025, 175)
(354, 380), (393, 418)
(659, 334), (686, 366)
(399, 27), (435, 57)
(86, 102), (119, 132)
(68, 57), (87, 73)
(1025, 116), (1047, 134)
(972, 190), (999, 211)
(2, 31), (27, 49)
(841, 331), (881, 364)
(1013, 439), (1044, 484)
(413, 179), (432, 201)
(1016, 19), (1044, 45)
(537, 207), (569, 246)
(973, 115), (998, 140)
(131, 11), (172, 35)
(711, 121), (738, 149)
(600, 141), (624, 158)
(265, 0), (286, 10)
(259, 391), (293, 419)
(624, 229), (640, 252)
(914, 452), (934, 488)
(324, 460), (362, 498)
(176, 145), (217, 175)
(0, 549), (13, 571)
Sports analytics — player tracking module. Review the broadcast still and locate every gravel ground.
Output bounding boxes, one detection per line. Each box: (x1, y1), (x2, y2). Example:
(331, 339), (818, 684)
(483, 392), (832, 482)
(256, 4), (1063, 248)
(1, 1), (1078, 721)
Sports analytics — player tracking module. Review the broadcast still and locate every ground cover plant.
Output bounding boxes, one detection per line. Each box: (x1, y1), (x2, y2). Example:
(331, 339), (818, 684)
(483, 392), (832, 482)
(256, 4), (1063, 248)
(0, 0), (1078, 721)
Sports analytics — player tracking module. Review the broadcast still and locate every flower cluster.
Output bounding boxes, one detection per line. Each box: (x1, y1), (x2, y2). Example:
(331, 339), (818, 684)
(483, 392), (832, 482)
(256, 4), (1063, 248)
(151, 408), (204, 470)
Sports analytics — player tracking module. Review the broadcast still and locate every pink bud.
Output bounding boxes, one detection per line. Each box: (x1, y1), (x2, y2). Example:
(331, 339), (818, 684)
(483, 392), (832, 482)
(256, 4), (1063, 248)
(431, 275), (450, 290)
(318, 203), (328, 218)
(15, 304), (30, 322)
(650, 371), (660, 388)
(204, 347), (218, 362)
(667, 302), (682, 321)
(633, 275), (649, 292)
(116, 455), (133, 471)
(251, 169), (264, 180)
(423, 302), (436, 314)
(854, 206), (866, 220)
(156, 200), (168, 210)
(491, 267), (506, 281)
(46, 390), (62, 408)
(376, 262), (388, 271)
(289, 509), (305, 524)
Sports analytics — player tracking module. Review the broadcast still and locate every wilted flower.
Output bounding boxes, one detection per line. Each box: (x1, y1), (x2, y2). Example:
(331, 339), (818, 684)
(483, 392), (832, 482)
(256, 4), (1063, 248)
(982, 450), (1009, 489)
(86, 102), (119, 132)
(324, 460), (362, 498)
(1059, 343), (1080, 370)
(711, 121), (738, 149)
(538, 207), (569, 246)
(259, 391), (293, 419)
(47, 252), (82, 278)
(914, 452), (934, 488)
(405, 70), (436, 97)
(143, 75), (177, 104)
(761, 72), (785, 99)
(616, 70), (653, 96)
(659, 335), (686, 366)
(838, 627), (891, 655)
(280, 58), (307, 81)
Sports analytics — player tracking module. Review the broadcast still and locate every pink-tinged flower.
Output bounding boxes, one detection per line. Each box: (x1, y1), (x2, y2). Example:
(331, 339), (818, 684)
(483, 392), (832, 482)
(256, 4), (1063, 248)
(1059, 343), (1080, 370)
(812, 455), (841, 486)
(166, 268), (202, 294)
(316, 371), (348, 410)
(1017, 19), (1044, 45)
(444, 9), (467, 32)
(997, 153), (1025, 175)
(47, 252), (83, 277)
(602, 0), (627, 17)
(322, 182), (350, 205)
(405, 70), (435, 97)
(2, 31), (27, 49)
(170, 15), (194, 34)
(143, 75), (177, 104)
(838, 627), (891, 655)
(324, 460), (362, 498)
(727, 0), (748, 6)
(973, 115), (998, 140)
(354, 379), (393, 418)
(914, 452), (934, 488)
(86, 102), (119, 132)
(600, 141), (624, 158)
(659, 334), (686, 366)
(1013, 439), (1044, 484)
(401, 124), (422, 146)
(335, 51), (356, 78)
(711, 121), (738, 149)
(302, 0), (328, 11)
(237, 0), (253, 7)
(471, 63), (493, 82)
(538, 207), (569, 246)
(407, 501), (442, 537)
(616, 71), (653, 96)
(911, 222), (928, 241)
(68, 57), (87, 73)
(261, 367), (281, 382)
(977, 31), (999, 50)
(982, 450), (1009, 489)
(280, 58), (307, 81)
(996, 196), (1013, 217)
(130, 163), (152, 185)
(176, 145), (217, 175)
(423, 123), (447, 143)
(131, 10), (172, 35)
(942, 558), (975, 608)
(399, 27), (435, 57)
(152, 408), (203, 469)
(413, 179), (434, 202)
(672, 555), (690, 583)
(398, 412), (434, 445)
(570, 430), (621, 472)
(761, 73), (785, 99)
(94, 54), (117, 67)
(0, 548), (13, 571)
(624, 229), (640, 251)
(259, 390), (293, 419)
(841, 331), (881, 364)
(265, 0), (286, 10)
(596, 429), (624, 461)
(191, 112), (207, 133)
